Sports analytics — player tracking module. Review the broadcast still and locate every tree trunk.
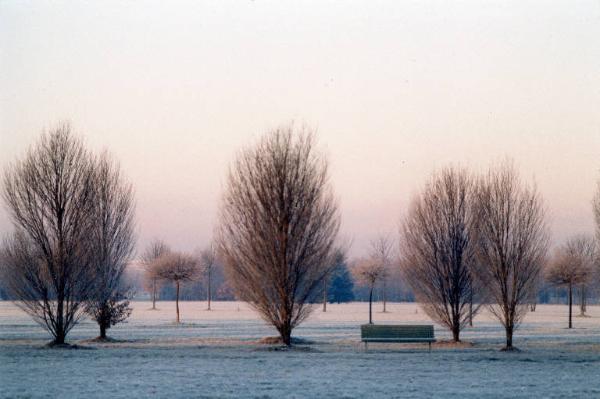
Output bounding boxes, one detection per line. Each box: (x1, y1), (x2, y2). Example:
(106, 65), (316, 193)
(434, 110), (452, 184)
(278, 318), (293, 347)
(282, 334), (291, 346)
(100, 323), (107, 339)
(323, 283), (327, 312)
(55, 296), (65, 345)
(152, 279), (157, 310)
(207, 270), (212, 311)
(568, 283), (572, 329)
(382, 278), (387, 313)
(176, 281), (180, 323)
(368, 286), (374, 324)
(452, 324), (460, 342)
(469, 293), (473, 326)
(54, 330), (66, 345)
(580, 284), (586, 316)
(451, 305), (461, 342)
(505, 324), (513, 350)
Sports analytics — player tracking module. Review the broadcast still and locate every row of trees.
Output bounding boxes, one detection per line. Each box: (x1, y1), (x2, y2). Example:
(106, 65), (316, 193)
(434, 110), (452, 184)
(397, 165), (548, 350)
(361, 165), (599, 351)
(212, 124), (591, 350)
(140, 241), (219, 322)
(2, 122), (599, 350)
(546, 236), (598, 328)
(134, 240), (356, 325)
(1, 124), (135, 344)
(134, 247), (402, 306)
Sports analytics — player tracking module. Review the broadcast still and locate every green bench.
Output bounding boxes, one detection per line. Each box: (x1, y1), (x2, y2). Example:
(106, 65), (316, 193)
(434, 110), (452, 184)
(361, 324), (435, 351)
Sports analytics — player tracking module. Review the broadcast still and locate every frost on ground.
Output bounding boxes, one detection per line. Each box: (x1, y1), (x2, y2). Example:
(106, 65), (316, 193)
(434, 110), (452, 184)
(2, 301), (600, 398)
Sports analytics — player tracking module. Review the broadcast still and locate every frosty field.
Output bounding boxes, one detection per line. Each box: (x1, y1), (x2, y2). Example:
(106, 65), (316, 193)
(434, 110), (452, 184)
(2, 301), (600, 398)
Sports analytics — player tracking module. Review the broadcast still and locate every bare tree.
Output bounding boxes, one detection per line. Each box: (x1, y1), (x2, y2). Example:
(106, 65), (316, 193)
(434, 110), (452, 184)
(322, 273), (329, 312)
(400, 167), (481, 342)
(546, 235), (595, 328)
(1, 124), (97, 345)
(529, 303), (536, 312)
(141, 239), (170, 310)
(152, 252), (199, 323)
(199, 244), (216, 311)
(85, 152), (136, 340)
(592, 181), (600, 314)
(528, 272), (544, 313)
(472, 163), (548, 351)
(352, 258), (386, 324)
(594, 179), (600, 242)
(217, 125), (340, 346)
(370, 234), (393, 313)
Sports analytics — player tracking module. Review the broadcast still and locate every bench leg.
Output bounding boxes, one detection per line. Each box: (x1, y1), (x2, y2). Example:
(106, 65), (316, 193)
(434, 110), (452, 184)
(364, 342), (368, 352)
(428, 342), (431, 352)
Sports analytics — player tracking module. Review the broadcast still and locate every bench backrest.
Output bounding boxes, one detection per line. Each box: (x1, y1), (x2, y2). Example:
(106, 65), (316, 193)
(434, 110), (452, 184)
(361, 324), (434, 339)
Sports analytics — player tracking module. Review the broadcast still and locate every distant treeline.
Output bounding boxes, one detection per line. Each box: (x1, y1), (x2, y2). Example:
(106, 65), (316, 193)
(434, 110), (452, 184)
(24, 260), (581, 306)
(0, 272), (593, 306)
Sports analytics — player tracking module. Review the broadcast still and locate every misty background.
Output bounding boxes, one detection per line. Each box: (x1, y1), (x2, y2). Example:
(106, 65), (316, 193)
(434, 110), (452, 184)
(1, 0), (600, 259)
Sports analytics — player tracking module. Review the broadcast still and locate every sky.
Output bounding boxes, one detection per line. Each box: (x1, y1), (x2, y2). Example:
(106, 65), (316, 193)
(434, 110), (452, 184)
(1, 1), (599, 257)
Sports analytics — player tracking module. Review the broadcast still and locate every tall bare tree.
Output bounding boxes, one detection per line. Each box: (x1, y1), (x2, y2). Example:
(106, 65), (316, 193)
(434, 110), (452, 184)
(352, 258), (386, 324)
(217, 125), (340, 346)
(152, 252), (199, 323)
(573, 236), (596, 317)
(85, 152), (136, 340)
(546, 235), (595, 328)
(594, 179), (600, 242)
(370, 234), (393, 313)
(592, 180), (600, 314)
(141, 239), (170, 310)
(199, 244), (216, 311)
(1, 124), (97, 345)
(472, 163), (548, 351)
(400, 167), (481, 342)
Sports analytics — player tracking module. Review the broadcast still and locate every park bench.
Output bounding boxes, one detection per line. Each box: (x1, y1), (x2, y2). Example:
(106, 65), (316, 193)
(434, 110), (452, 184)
(361, 324), (435, 351)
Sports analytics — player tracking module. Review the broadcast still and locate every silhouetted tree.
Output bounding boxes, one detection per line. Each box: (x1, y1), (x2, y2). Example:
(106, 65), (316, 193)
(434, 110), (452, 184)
(594, 179), (600, 241)
(401, 167), (481, 342)
(546, 235), (595, 328)
(472, 162), (548, 351)
(152, 252), (199, 323)
(141, 240), (170, 309)
(199, 244), (216, 310)
(1, 124), (97, 345)
(217, 125), (340, 346)
(352, 258), (386, 324)
(85, 153), (136, 340)
(528, 271), (545, 313)
(370, 234), (393, 313)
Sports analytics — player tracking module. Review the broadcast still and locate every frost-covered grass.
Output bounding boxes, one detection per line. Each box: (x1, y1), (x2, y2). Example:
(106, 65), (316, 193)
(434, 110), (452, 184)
(2, 301), (600, 398)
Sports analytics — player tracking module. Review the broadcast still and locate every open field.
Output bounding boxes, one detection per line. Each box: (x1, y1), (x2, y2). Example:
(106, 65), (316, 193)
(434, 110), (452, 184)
(2, 301), (600, 398)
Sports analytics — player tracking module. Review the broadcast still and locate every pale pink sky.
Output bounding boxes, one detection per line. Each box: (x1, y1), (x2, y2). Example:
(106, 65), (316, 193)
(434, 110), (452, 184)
(1, 1), (599, 256)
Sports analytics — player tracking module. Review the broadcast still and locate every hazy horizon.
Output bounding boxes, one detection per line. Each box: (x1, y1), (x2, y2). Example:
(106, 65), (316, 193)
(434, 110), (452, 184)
(1, 1), (599, 257)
